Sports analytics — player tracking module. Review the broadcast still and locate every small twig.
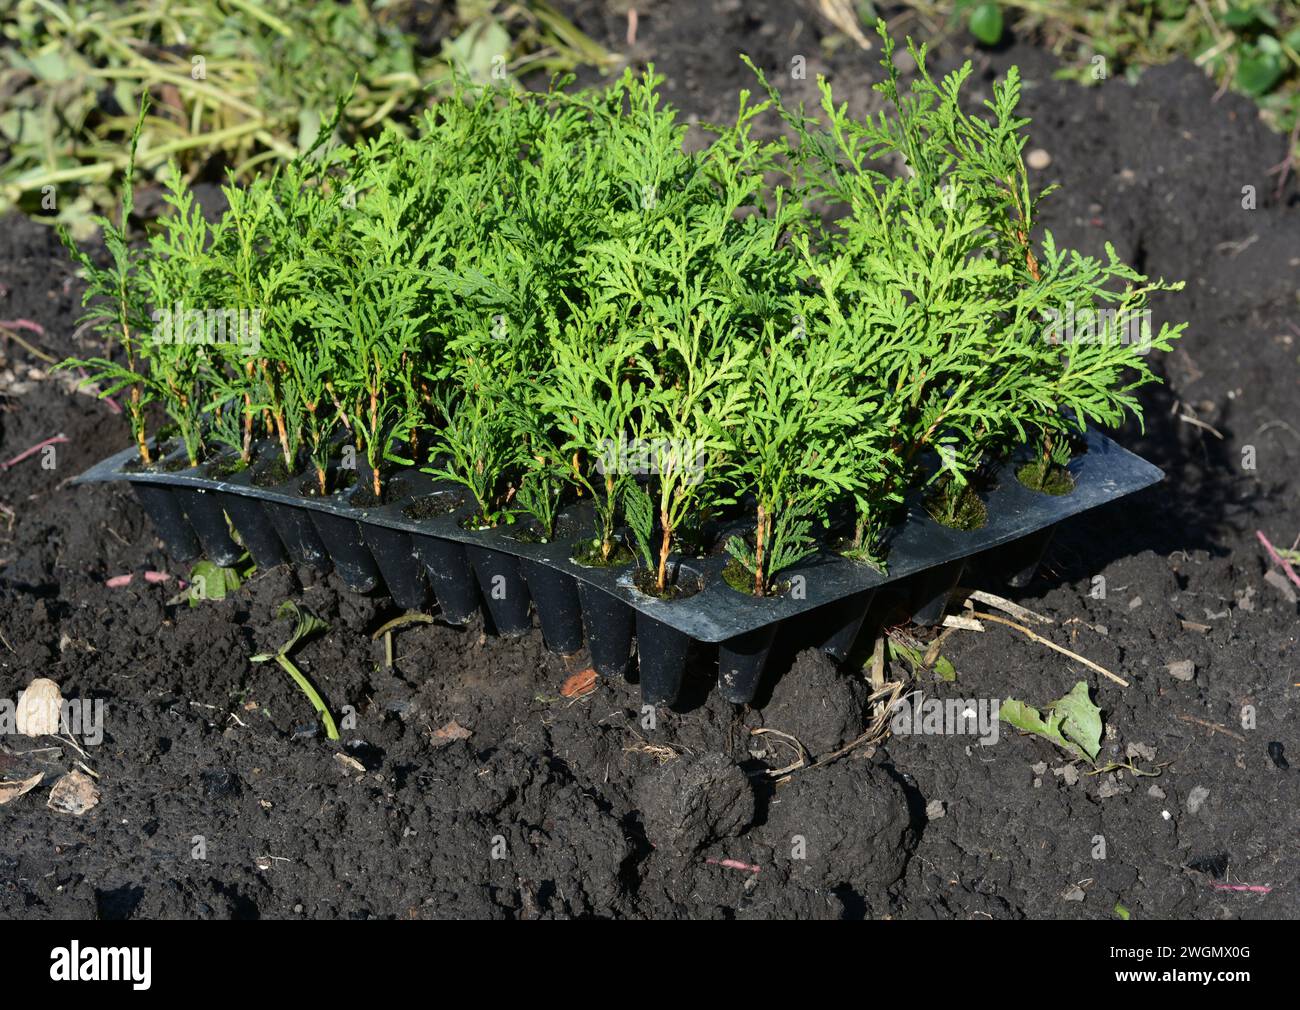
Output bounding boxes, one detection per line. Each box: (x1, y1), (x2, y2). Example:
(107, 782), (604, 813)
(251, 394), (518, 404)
(1177, 413), (1225, 439)
(1212, 235), (1257, 259)
(1256, 530), (1300, 590)
(370, 611), (436, 638)
(798, 680), (906, 774)
(58, 734), (89, 760)
(705, 857), (760, 874)
(0, 320), (56, 364)
(1253, 418), (1300, 444)
(371, 611), (434, 669)
(923, 625), (961, 667)
(751, 727), (810, 777)
(0, 434), (68, 471)
(869, 633), (886, 693)
(1175, 713), (1246, 742)
(968, 611), (1128, 687)
(1063, 616), (1109, 639)
(962, 588), (1053, 625)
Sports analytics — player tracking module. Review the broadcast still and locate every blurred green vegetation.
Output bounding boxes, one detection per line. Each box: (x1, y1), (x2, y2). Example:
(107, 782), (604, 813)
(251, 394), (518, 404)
(0, 0), (615, 234)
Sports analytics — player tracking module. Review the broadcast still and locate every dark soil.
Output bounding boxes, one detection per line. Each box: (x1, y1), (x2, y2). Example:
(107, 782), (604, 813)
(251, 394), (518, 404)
(758, 650), (868, 761)
(631, 562), (704, 601)
(1, 2), (1297, 919)
(402, 490), (465, 520)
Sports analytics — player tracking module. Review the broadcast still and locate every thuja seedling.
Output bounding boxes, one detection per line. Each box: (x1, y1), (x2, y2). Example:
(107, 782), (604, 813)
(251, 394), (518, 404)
(638, 317), (748, 596)
(747, 24), (1186, 535)
(424, 356), (525, 530)
(511, 393), (572, 542)
(63, 40), (1188, 619)
(623, 479), (657, 578)
(542, 318), (655, 566)
(56, 100), (155, 466)
(1016, 435), (1077, 495)
(724, 322), (891, 596)
(925, 476), (989, 532)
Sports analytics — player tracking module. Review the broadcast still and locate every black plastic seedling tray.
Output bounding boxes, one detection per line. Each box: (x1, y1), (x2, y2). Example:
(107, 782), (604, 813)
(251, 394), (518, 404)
(74, 429), (1162, 706)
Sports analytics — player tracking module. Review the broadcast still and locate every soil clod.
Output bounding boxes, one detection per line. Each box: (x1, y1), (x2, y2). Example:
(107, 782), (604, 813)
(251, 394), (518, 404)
(762, 760), (915, 900)
(636, 752), (755, 854)
(757, 649), (866, 760)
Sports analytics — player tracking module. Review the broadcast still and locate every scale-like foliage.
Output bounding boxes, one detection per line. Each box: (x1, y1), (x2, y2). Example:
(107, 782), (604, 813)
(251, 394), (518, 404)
(58, 38), (1186, 596)
(749, 24), (1185, 533)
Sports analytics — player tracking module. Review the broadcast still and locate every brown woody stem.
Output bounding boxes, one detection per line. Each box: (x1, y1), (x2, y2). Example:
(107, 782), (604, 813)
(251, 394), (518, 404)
(273, 409), (290, 469)
(657, 516), (671, 594)
(602, 472), (615, 560)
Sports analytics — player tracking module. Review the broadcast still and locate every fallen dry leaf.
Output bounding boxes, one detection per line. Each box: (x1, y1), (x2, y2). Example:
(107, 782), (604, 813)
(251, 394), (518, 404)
(47, 769), (100, 815)
(333, 753), (366, 775)
(16, 677), (62, 736)
(560, 668), (597, 699)
(431, 720), (472, 746)
(0, 772), (43, 807)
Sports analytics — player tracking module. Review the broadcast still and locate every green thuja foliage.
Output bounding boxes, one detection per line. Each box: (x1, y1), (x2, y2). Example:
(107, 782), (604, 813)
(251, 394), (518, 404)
(541, 314), (656, 562)
(497, 339), (572, 541)
(56, 100), (156, 465)
(639, 315), (749, 593)
(623, 479), (656, 575)
(725, 319), (893, 595)
(57, 41), (1186, 599)
(424, 354), (526, 530)
(746, 24), (1185, 536)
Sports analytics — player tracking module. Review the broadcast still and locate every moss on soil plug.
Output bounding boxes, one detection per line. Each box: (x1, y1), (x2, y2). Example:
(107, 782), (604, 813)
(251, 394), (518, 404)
(926, 480), (988, 531)
(1017, 460), (1075, 495)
